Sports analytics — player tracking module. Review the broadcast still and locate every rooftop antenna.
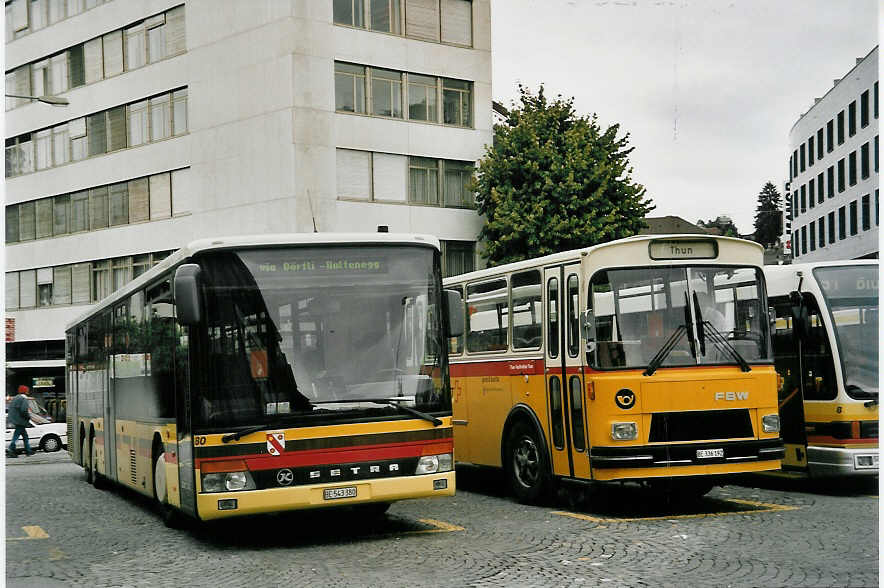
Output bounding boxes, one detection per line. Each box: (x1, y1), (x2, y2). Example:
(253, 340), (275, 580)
(306, 190), (318, 233)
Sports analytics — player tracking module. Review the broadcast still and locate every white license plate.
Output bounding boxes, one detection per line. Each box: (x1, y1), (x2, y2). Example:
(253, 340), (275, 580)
(696, 448), (724, 459)
(323, 486), (357, 500)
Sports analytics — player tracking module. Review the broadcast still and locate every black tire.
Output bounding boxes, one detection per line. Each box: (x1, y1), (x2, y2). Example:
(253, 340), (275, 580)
(40, 434), (62, 453)
(505, 421), (552, 504)
(90, 436), (108, 490)
(153, 449), (185, 529)
(82, 435), (93, 484)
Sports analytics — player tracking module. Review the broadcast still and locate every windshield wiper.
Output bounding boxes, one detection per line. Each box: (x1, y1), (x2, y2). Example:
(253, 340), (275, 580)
(222, 422), (278, 443)
(312, 398), (443, 426)
(700, 320), (752, 372)
(643, 325), (687, 377)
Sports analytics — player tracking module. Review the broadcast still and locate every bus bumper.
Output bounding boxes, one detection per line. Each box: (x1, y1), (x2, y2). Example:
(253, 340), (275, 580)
(807, 446), (879, 477)
(195, 471), (455, 521)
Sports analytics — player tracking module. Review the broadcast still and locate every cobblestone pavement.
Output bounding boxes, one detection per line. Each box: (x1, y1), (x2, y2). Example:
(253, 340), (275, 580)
(5, 452), (879, 587)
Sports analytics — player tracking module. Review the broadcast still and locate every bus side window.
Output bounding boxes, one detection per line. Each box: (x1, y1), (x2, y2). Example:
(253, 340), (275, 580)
(512, 271), (542, 350)
(547, 277), (559, 359)
(802, 294), (837, 401)
(466, 278), (509, 353)
(566, 274), (579, 358)
(448, 285), (464, 355)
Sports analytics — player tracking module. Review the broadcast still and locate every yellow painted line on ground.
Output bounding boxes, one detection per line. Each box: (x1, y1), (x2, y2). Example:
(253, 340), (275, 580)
(757, 470), (808, 479)
(552, 498), (799, 523)
(48, 546), (68, 561)
(409, 518), (466, 534)
(7, 525), (49, 541)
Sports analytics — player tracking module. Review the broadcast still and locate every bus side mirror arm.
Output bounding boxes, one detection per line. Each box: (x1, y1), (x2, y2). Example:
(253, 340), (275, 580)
(444, 289), (465, 338)
(174, 264), (203, 326)
(581, 309), (596, 351)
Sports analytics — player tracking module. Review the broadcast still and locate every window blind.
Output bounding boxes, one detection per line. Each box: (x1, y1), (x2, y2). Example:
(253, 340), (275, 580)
(87, 112), (107, 156)
(37, 267), (53, 285)
(103, 30), (124, 77)
(19, 270), (36, 308)
(171, 168), (192, 215)
(90, 186), (109, 229)
(84, 37), (103, 84)
(165, 5), (186, 55)
(19, 201), (36, 241)
(372, 153), (407, 201)
(69, 44), (86, 88)
(107, 106), (127, 152)
(71, 263), (90, 304)
(6, 272), (19, 310)
(70, 191), (89, 232)
(54, 266), (72, 304)
(6, 205), (19, 243)
(109, 182), (129, 226)
(36, 198), (52, 238)
(149, 173), (172, 219)
(128, 178), (150, 222)
(441, 0), (471, 45)
(406, 0), (439, 41)
(336, 149), (371, 199)
(53, 195), (69, 235)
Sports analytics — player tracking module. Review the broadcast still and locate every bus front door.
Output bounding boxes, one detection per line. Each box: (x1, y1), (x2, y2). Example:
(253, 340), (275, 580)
(771, 295), (809, 470)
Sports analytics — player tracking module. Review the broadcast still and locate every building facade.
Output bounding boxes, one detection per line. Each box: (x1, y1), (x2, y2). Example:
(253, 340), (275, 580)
(4, 0), (491, 411)
(787, 46), (878, 263)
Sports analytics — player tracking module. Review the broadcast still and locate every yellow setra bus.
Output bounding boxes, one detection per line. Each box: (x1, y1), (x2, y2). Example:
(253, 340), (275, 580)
(67, 233), (461, 524)
(444, 235), (784, 503)
(764, 261), (878, 477)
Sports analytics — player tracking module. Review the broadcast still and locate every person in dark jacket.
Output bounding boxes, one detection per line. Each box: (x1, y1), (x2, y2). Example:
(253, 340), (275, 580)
(7, 385), (34, 457)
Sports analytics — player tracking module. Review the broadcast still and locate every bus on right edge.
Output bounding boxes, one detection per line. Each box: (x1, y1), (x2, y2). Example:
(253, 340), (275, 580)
(764, 261), (878, 478)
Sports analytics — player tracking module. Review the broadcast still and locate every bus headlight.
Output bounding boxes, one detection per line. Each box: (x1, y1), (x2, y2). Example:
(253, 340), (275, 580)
(416, 453), (453, 475)
(201, 471), (257, 493)
(611, 422), (638, 441)
(762, 414), (780, 433)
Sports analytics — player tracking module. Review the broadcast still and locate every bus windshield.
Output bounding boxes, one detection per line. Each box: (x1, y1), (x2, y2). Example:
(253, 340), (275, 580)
(193, 245), (448, 429)
(814, 266), (879, 399)
(589, 266), (770, 369)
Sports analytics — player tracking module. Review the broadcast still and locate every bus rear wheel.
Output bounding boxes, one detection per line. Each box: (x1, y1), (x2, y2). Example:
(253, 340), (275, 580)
(506, 422), (552, 504)
(91, 438), (106, 489)
(82, 436), (92, 484)
(153, 451), (184, 528)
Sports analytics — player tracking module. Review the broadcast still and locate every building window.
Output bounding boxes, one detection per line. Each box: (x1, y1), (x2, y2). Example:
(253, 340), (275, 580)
(848, 100), (857, 137)
(335, 62), (367, 114)
(336, 148), (371, 200)
(791, 150), (797, 179)
(837, 110), (845, 145)
(406, 0), (441, 42)
(408, 156), (439, 204)
(861, 90), (870, 128)
(808, 136), (814, 167)
(876, 190), (879, 226)
(800, 185), (806, 213)
(334, 0), (366, 27)
(818, 217), (825, 248)
(149, 94), (172, 141)
(837, 158), (845, 192)
(443, 161), (475, 207)
(370, 68), (403, 118)
(792, 191), (798, 218)
(838, 206), (846, 239)
(848, 151), (857, 187)
(799, 144), (805, 172)
(408, 74), (438, 122)
(809, 221), (815, 251)
(124, 22), (147, 71)
(849, 201), (858, 236)
(862, 194), (871, 231)
(800, 226), (806, 254)
(817, 172), (824, 203)
(861, 142), (870, 179)
(816, 128), (824, 159)
(875, 82), (879, 119)
(128, 100), (149, 146)
(5, 134), (34, 176)
(827, 211), (835, 244)
(442, 78), (472, 127)
(808, 180), (815, 208)
(371, 0), (402, 33)
(441, 240), (475, 277)
(19, 201), (36, 241)
(827, 165), (834, 198)
(371, 152), (408, 201)
(441, 0), (472, 46)
(826, 120), (834, 152)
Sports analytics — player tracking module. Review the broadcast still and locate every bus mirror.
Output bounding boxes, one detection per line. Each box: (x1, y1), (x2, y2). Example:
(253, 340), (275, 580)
(174, 264), (202, 326)
(581, 309), (595, 342)
(444, 289), (465, 338)
(788, 291), (809, 341)
(768, 306), (776, 327)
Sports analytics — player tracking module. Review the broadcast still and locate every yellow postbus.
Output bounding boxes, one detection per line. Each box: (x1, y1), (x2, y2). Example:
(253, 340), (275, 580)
(444, 235), (784, 503)
(67, 233), (461, 524)
(764, 261), (878, 477)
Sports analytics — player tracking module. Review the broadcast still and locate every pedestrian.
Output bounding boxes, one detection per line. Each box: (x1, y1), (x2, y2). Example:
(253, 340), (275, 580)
(7, 385), (35, 458)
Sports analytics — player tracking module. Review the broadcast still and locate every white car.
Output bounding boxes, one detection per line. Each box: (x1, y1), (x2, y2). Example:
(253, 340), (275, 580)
(5, 417), (67, 453)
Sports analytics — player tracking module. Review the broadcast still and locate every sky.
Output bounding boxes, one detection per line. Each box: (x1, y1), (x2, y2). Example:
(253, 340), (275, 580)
(490, 0), (879, 234)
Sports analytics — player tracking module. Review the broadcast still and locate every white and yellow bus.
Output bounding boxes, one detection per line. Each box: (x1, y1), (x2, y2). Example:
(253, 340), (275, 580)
(67, 233), (461, 524)
(764, 261), (878, 477)
(444, 235), (784, 503)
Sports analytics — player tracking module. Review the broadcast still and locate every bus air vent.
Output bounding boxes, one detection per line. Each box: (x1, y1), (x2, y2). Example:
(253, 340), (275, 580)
(649, 409), (753, 442)
(130, 449), (137, 485)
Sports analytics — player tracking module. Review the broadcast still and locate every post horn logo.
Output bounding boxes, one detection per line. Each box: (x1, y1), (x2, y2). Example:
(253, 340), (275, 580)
(615, 388), (636, 410)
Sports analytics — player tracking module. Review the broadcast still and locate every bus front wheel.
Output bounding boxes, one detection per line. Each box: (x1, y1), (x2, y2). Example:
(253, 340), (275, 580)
(506, 421), (552, 504)
(153, 451), (184, 529)
(91, 438), (107, 489)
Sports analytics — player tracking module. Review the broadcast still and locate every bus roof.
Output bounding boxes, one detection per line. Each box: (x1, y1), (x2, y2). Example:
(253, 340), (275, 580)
(444, 234), (763, 284)
(65, 232), (441, 331)
(763, 259), (878, 297)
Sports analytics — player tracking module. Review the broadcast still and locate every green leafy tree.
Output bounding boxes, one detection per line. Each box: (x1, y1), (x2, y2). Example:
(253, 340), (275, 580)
(752, 181), (783, 247)
(697, 216), (740, 237)
(474, 85), (654, 265)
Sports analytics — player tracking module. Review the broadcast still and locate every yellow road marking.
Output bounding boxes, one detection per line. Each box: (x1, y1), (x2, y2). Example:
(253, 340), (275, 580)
(552, 498), (799, 523)
(7, 525), (49, 541)
(48, 546), (68, 561)
(409, 518), (465, 534)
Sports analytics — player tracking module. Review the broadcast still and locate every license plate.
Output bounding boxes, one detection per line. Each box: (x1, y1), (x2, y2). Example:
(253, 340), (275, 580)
(323, 486), (357, 500)
(697, 448), (724, 459)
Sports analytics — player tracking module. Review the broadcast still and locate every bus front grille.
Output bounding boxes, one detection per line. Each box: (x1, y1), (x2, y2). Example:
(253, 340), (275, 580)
(649, 409), (754, 442)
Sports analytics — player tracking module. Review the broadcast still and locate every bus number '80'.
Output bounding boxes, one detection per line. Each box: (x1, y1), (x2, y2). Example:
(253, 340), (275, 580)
(194, 436), (208, 446)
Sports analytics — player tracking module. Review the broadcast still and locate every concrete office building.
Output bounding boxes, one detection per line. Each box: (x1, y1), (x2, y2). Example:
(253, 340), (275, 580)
(5, 0), (492, 410)
(787, 46), (878, 262)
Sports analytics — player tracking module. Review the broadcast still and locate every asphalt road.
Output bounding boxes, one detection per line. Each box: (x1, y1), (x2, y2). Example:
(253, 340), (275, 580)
(5, 452), (879, 587)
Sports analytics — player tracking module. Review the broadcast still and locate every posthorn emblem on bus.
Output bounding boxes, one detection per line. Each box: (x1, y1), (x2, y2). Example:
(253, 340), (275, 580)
(276, 468), (294, 486)
(615, 389), (636, 410)
(266, 432), (285, 456)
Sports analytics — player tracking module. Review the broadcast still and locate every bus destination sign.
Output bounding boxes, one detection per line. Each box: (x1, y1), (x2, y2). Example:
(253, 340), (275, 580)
(649, 240), (717, 260)
(254, 258), (387, 275)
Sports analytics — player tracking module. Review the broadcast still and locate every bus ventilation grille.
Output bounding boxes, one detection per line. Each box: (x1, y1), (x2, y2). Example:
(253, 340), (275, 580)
(130, 449), (137, 485)
(648, 409), (753, 442)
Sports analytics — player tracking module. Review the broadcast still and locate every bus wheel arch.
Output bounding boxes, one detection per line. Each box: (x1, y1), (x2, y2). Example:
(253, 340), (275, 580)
(152, 434), (183, 528)
(502, 407), (553, 504)
(81, 425), (92, 483)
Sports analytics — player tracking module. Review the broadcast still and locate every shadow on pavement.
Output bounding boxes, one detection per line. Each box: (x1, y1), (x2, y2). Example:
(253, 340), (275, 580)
(731, 472), (879, 497)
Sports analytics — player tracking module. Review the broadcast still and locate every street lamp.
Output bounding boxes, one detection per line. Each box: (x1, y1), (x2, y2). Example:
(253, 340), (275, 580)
(4, 94), (69, 106)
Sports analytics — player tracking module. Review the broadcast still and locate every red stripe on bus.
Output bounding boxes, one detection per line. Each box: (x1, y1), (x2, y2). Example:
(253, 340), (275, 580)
(195, 438), (452, 471)
(805, 435), (879, 446)
(450, 359), (545, 377)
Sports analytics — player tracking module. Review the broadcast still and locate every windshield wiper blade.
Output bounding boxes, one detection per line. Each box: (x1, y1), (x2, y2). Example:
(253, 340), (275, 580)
(692, 292), (707, 356)
(702, 321), (751, 372)
(644, 325), (686, 377)
(222, 422), (276, 443)
(311, 398), (443, 426)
